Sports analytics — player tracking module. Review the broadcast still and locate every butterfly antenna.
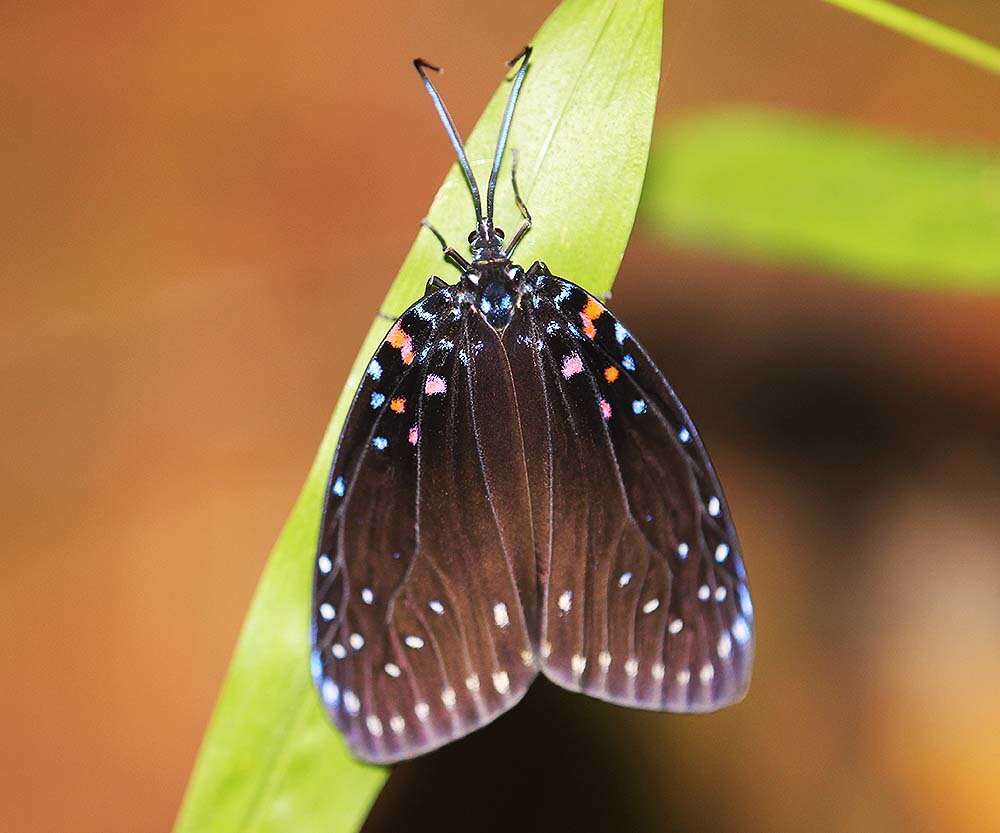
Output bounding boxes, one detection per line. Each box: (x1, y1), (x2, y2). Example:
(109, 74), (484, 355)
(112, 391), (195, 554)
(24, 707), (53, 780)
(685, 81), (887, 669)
(486, 45), (532, 225)
(414, 58), (484, 225)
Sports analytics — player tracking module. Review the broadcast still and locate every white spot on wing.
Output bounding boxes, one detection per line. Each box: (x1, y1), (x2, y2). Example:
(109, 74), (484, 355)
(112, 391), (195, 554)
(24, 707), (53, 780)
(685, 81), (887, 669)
(651, 662), (665, 681)
(349, 632), (365, 651)
(331, 643), (346, 659)
(698, 585), (710, 601)
(319, 603), (336, 621)
(739, 584), (754, 617)
(366, 715), (383, 737)
(428, 600), (445, 615)
(344, 690), (360, 715)
(700, 663), (715, 684)
(558, 590), (573, 612)
(732, 616), (751, 644)
(642, 598), (660, 614)
(717, 634), (732, 659)
(598, 651), (612, 671)
(617, 571), (632, 587)
(415, 702), (430, 721)
(715, 586), (728, 602)
(493, 602), (510, 629)
(668, 618), (683, 635)
(384, 662), (401, 678)
(441, 687), (457, 709)
(571, 655), (587, 676)
(361, 587), (374, 605)
(390, 715), (405, 735)
(465, 674), (480, 692)
(677, 542), (689, 559)
(715, 543), (730, 562)
(404, 635), (424, 650)
(492, 671), (510, 694)
(676, 669), (691, 685)
(624, 658), (639, 678)
(708, 496), (721, 517)
(318, 554), (332, 574)
(321, 679), (339, 705)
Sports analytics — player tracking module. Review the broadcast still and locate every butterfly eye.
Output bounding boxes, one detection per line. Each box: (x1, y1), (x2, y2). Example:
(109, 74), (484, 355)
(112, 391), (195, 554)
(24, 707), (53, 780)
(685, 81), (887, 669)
(494, 228), (505, 240)
(467, 231), (478, 244)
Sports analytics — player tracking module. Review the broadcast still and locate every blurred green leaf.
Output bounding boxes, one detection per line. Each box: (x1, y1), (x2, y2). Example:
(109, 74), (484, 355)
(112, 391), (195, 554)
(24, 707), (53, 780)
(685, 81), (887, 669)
(641, 108), (1000, 289)
(822, 0), (1000, 76)
(173, 2), (661, 832)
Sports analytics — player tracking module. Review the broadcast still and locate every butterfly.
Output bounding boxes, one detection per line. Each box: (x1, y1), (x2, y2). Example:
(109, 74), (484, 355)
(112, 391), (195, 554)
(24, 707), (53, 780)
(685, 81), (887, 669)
(310, 46), (753, 763)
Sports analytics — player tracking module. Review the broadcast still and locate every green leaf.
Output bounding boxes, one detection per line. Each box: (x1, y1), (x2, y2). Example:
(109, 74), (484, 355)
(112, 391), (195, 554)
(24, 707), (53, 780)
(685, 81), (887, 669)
(640, 108), (1000, 290)
(173, 2), (662, 832)
(822, 0), (1000, 76)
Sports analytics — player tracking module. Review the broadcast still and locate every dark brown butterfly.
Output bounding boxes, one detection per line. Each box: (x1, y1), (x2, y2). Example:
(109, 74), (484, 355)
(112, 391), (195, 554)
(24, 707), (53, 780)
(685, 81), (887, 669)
(311, 46), (754, 763)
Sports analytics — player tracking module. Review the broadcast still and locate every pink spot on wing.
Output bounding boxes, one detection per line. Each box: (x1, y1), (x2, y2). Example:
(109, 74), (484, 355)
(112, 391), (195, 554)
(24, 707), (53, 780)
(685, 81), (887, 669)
(408, 424), (419, 445)
(600, 399), (612, 420)
(425, 374), (447, 395)
(561, 353), (584, 379)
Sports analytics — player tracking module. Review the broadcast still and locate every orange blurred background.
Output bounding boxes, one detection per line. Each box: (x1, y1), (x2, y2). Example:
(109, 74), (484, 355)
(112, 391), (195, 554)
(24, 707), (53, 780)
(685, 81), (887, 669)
(3, 2), (1000, 832)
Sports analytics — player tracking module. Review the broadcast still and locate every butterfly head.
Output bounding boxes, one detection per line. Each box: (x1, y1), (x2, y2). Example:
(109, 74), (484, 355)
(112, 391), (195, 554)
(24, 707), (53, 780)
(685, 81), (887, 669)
(468, 220), (506, 261)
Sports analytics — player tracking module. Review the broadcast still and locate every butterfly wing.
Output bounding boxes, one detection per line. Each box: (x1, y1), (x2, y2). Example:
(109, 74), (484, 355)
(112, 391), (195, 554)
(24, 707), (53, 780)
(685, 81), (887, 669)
(312, 289), (539, 763)
(508, 267), (754, 712)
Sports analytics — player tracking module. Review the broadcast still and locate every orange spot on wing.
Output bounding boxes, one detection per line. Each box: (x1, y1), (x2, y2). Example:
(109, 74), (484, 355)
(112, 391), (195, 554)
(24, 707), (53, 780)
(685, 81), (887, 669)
(579, 312), (597, 340)
(583, 298), (604, 321)
(390, 397), (406, 413)
(388, 325), (407, 349)
(604, 366), (620, 383)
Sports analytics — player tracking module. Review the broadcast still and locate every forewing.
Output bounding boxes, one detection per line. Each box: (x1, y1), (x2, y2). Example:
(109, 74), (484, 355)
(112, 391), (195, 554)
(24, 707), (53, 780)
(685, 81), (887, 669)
(311, 290), (539, 763)
(514, 270), (754, 712)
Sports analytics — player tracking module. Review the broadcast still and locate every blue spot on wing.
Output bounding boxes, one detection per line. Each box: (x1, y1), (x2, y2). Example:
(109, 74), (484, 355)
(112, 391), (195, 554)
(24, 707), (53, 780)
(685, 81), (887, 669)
(370, 392), (386, 409)
(372, 436), (388, 451)
(332, 476), (346, 496)
(622, 354), (636, 371)
(632, 399), (647, 414)
(367, 359), (382, 380)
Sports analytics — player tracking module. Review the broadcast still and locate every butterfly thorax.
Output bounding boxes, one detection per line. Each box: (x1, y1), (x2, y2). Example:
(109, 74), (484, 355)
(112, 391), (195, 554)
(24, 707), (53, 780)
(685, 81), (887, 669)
(461, 257), (526, 331)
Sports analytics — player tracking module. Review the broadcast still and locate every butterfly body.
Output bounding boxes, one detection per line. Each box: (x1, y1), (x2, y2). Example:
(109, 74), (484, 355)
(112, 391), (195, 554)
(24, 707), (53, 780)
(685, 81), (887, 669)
(310, 47), (753, 763)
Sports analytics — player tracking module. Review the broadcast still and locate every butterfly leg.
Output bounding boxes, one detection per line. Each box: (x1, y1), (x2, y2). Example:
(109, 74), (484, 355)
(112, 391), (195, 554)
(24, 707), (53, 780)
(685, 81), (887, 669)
(421, 219), (470, 272)
(525, 260), (550, 278)
(423, 275), (449, 297)
(504, 149), (532, 257)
